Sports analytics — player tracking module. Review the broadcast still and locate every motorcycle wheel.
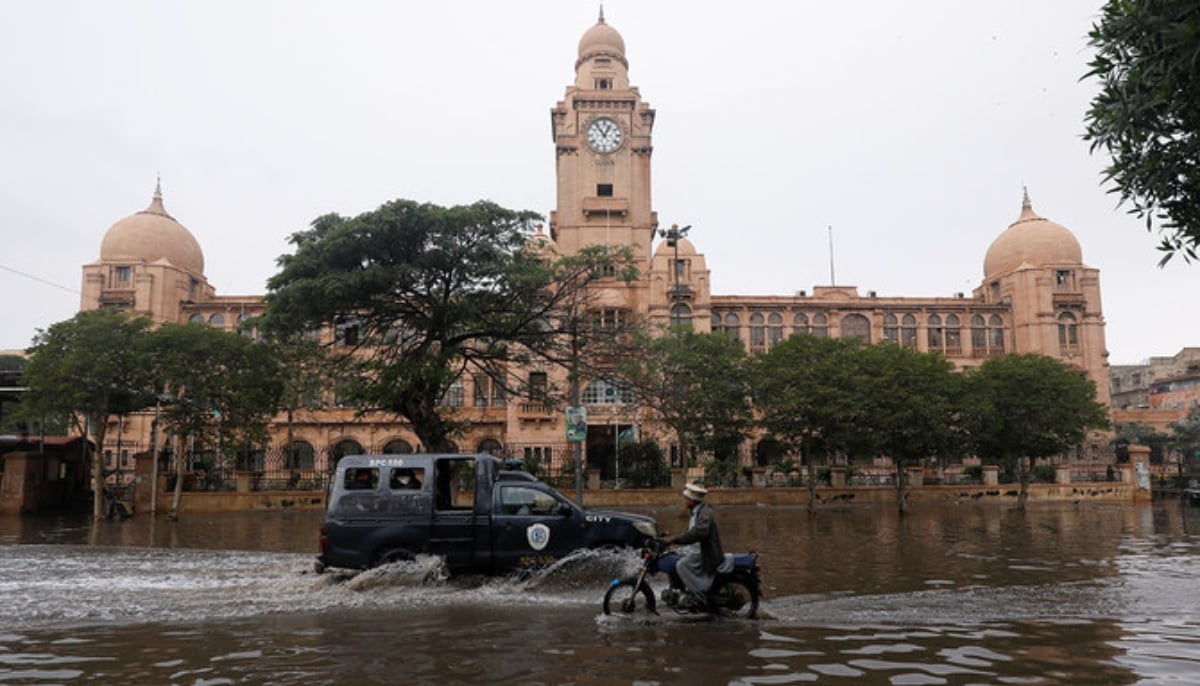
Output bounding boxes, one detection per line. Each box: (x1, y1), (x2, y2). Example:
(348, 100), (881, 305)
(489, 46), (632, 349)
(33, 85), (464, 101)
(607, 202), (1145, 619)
(712, 580), (758, 619)
(602, 579), (656, 615)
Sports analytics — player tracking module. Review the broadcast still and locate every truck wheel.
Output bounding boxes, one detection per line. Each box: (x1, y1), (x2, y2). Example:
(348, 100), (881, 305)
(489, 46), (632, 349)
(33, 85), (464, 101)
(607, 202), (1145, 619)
(373, 548), (415, 567)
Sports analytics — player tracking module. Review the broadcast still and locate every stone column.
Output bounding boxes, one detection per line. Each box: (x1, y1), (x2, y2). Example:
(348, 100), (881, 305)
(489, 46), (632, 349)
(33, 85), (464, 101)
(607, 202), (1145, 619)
(1054, 465), (1071, 484)
(982, 465), (1000, 486)
(830, 466), (847, 488)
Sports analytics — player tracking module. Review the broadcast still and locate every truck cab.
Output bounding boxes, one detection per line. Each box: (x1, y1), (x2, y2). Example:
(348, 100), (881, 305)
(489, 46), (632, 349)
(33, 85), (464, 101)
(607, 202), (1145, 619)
(317, 454), (659, 575)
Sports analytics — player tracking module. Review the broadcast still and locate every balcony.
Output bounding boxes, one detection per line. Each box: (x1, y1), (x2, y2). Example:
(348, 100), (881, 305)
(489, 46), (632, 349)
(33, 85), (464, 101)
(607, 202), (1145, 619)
(518, 402), (556, 422)
(581, 197), (629, 217)
(98, 290), (135, 306)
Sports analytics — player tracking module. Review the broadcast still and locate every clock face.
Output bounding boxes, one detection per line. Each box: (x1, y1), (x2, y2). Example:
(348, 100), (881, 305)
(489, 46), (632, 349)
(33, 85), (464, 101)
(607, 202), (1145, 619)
(587, 118), (623, 153)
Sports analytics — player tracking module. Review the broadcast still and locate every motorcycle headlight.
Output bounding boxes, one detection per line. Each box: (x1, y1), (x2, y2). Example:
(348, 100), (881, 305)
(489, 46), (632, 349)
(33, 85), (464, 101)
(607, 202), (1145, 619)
(633, 520), (659, 537)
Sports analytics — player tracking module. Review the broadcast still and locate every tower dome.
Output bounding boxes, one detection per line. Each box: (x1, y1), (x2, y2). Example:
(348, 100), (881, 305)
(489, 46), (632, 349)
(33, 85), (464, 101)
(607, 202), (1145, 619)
(983, 191), (1082, 277)
(578, 10), (625, 59)
(100, 182), (205, 275)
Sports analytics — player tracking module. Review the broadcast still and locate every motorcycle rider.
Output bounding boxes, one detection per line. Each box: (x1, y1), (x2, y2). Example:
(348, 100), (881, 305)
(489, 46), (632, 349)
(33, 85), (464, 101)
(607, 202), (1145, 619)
(666, 482), (724, 608)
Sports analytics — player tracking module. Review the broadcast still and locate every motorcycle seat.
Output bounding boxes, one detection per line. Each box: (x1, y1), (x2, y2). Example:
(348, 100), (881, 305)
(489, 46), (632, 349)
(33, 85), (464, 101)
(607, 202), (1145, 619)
(718, 553), (756, 574)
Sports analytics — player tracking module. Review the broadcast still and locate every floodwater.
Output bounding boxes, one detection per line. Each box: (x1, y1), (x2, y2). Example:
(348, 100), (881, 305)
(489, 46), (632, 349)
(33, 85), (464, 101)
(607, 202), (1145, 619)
(1, 501), (1198, 685)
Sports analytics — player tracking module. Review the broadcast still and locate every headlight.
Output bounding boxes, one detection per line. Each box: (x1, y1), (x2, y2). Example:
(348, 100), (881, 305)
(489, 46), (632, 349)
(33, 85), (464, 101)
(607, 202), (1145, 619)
(633, 520), (658, 537)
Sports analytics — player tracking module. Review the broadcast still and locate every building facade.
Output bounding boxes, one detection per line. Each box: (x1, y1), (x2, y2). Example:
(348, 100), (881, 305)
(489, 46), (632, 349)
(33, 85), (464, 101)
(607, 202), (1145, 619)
(79, 14), (1113, 479)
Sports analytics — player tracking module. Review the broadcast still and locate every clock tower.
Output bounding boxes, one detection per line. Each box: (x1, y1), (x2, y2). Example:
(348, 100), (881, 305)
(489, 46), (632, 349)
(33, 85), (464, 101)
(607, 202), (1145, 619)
(549, 11), (658, 285)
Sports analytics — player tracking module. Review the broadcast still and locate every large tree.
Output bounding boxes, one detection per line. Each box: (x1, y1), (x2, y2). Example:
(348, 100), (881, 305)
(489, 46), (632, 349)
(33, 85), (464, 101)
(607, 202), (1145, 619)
(751, 334), (865, 511)
(258, 198), (633, 452)
(964, 354), (1110, 510)
(1084, 0), (1200, 264)
(855, 343), (965, 514)
(1168, 406), (1200, 474)
(148, 322), (285, 519)
(620, 331), (754, 481)
(18, 309), (156, 519)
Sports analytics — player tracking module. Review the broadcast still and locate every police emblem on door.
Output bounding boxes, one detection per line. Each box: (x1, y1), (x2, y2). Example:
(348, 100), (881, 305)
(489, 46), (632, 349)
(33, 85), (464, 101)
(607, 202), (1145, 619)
(526, 523), (551, 551)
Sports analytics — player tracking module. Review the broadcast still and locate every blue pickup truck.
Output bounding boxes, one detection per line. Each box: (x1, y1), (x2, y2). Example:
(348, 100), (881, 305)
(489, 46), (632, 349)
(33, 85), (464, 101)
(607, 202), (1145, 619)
(316, 453), (659, 575)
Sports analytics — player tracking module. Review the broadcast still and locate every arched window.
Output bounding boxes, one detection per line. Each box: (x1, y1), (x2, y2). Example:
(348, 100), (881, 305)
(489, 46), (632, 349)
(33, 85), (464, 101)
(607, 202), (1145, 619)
(883, 314), (899, 343)
(477, 438), (502, 456)
(443, 379), (464, 407)
(811, 313), (829, 338)
(945, 314), (962, 355)
(1058, 312), (1079, 350)
(724, 312), (740, 334)
(331, 440), (363, 468)
(971, 314), (986, 353)
(209, 313), (225, 328)
(792, 313), (809, 336)
(767, 312), (784, 346)
(670, 303), (693, 330)
(382, 439), (414, 454)
(988, 314), (1005, 352)
(901, 314), (918, 348)
(749, 313), (766, 352)
(840, 314), (871, 344)
(927, 314), (943, 350)
(189, 314), (205, 325)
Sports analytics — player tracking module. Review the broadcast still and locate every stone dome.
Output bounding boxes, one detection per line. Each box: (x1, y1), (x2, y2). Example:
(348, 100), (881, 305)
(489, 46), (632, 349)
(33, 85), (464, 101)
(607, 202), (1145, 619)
(100, 183), (205, 275)
(578, 13), (625, 61)
(654, 236), (697, 257)
(526, 223), (558, 256)
(983, 192), (1081, 277)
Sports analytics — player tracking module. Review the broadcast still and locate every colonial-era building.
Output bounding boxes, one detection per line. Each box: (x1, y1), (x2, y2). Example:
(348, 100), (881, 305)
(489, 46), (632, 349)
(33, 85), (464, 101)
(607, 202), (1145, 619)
(79, 13), (1112, 480)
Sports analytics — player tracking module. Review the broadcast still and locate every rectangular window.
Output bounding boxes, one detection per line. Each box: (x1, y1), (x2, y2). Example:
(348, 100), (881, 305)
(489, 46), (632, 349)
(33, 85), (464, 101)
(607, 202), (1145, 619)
(596, 184), (613, 197)
(529, 372), (547, 401)
(473, 375), (489, 407)
(114, 266), (131, 283)
(444, 380), (464, 407)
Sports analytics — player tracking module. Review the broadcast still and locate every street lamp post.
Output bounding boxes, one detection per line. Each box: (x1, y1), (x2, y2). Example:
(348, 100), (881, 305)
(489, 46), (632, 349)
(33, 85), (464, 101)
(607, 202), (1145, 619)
(657, 221), (696, 297)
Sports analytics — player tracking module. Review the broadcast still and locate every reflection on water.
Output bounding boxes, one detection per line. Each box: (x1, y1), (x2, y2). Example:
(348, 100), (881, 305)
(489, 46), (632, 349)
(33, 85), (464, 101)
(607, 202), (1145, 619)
(1, 502), (1198, 684)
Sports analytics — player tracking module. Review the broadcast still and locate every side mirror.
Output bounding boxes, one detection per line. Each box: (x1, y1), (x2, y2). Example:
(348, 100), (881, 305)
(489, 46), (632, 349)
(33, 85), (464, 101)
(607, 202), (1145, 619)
(558, 502), (573, 517)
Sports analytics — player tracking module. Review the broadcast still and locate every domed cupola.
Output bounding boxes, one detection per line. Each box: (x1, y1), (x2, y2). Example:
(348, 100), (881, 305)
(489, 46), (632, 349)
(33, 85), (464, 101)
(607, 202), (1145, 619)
(575, 8), (629, 90)
(526, 223), (559, 258)
(577, 8), (626, 66)
(100, 180), (205, 276)
(983, 189), (1082, 278)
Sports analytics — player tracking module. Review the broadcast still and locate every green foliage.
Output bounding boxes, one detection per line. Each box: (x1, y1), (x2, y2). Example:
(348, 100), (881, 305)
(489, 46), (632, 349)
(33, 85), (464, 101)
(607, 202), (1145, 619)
(1113, 421), (1171, 462)
(1031, 463), (1057, 483)
(751, 334), (863, 465)
(19, 309), (158, 518)
(259, 198), (635, 452)
(148, 323), (285, 462)
(853, 342), (966, 469)
(1084, 0), (1200, 264)
(964, 354), (1110, 472)
(962, 464), (984, 482)
(617, 440), (670, 488)
(621, 331), (753, 466)
(1168, 407), (1200, 471)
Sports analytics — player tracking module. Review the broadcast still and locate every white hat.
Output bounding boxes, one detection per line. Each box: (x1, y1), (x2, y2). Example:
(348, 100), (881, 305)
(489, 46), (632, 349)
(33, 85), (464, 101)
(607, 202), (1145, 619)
(682, 482), (708, 501)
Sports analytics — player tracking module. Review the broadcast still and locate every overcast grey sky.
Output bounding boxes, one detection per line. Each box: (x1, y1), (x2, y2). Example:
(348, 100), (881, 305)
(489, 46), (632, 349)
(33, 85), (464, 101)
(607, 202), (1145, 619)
(2, 0), (1195, 365)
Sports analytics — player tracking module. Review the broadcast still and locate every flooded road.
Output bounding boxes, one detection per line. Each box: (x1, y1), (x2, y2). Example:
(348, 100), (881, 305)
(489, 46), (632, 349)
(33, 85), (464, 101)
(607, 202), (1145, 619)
(1, 502), (1198, 684)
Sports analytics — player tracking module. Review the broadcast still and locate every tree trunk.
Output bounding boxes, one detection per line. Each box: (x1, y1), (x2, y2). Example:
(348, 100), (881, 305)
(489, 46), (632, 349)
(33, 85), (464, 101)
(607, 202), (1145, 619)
(1015, 457), (1030, 511)
(805, 461), (818, 514)
(896, 460), (910, 516)
(169, 435), (185, 521)
(90, 414), (109, 521)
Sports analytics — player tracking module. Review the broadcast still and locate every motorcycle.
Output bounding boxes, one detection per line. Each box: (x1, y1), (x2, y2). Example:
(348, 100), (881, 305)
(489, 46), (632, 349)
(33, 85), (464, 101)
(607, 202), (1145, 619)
(603, 539), (762, 618)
